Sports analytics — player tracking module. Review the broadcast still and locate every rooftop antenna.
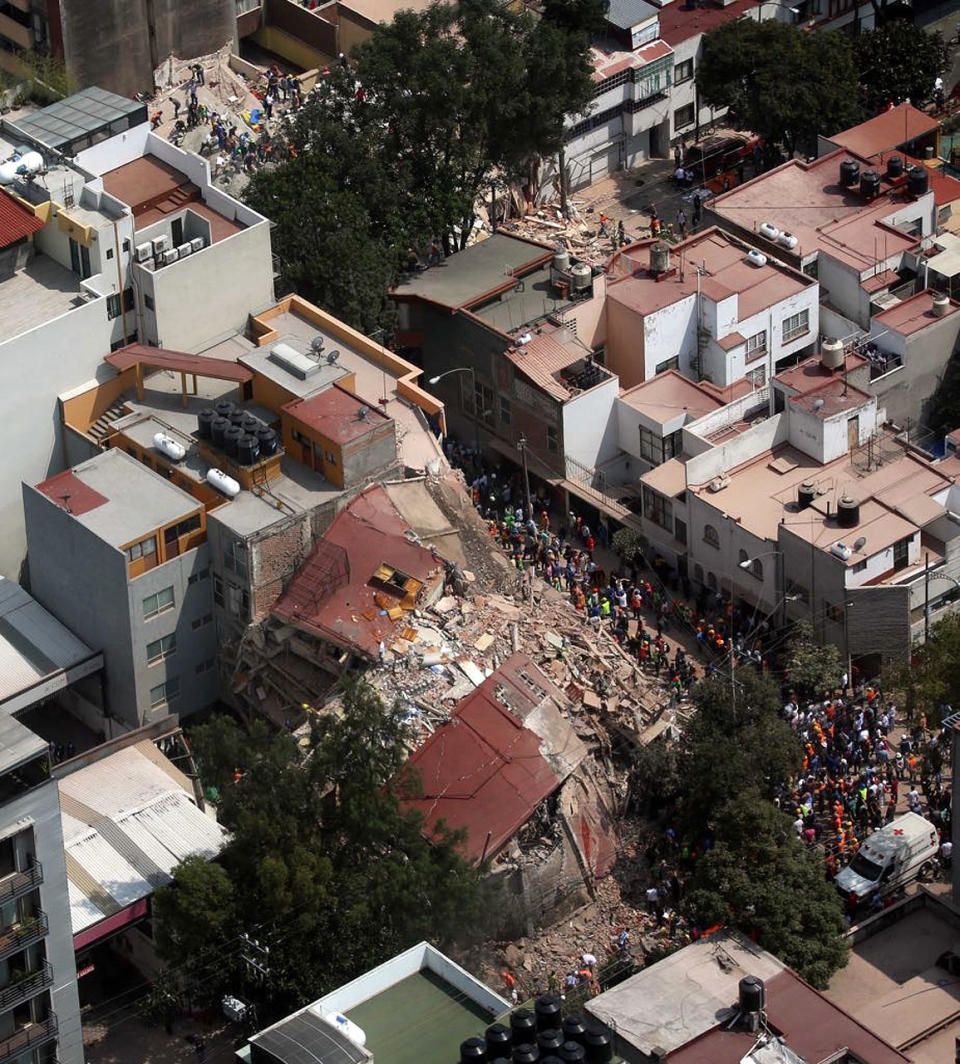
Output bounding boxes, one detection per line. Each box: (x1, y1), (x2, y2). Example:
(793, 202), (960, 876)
(308, 336), (325, 361)
(853, 536), (867, 552)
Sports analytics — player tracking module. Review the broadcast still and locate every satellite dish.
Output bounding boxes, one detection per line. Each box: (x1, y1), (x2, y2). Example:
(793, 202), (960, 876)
(853, 536), (867, 552)
(357, 405), (369, 420)
(812, 398), (824, 411)
(326, 349), (340, 364)
(309, 336), (325, 355)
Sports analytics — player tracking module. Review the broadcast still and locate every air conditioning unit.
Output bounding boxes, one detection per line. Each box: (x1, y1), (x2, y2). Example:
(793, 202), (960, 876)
(152, 235), (168, 256)
(134, 242), (153, 263)
(190, 237), (205, 253)
(177, 242), (193, 258)
(162, 248), (179, 266)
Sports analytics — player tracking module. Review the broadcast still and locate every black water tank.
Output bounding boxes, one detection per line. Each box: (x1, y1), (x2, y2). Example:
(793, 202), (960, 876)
(535, 995), (562, 1033)
(908, 165), (929, 197)
(839, 159), (860, 187)
(197, 407), (216, 440)
(558, 1043), (586, 1064)
(229, 408), (246, 427)
(582, 1029), (612, 1063)
(489, 1059), (512, 1064)
(223, 424), (244, 456)
(887, 155), (904, 178)
(513, 1045), (540, 1064)
(461, 1036), (487, 1063)
(211, 416), (230, 447)
(797, 482), (816, 511)
(485, 1025), (512, 1055)
(561, 1017), (587, 1046)
(837, 495), (860, 528)
(537, 1030), (564, 1055)
(860, 169), (881, 200)
(214, 399), (235, 419)
(257, 425), (279, 456)
(511, 1010), (536, 1045)
(240, 414), (260, 435)
(540, 1059), (563, 1064)
(739, 975), (766, 1013)
(237, 433), (260, 466)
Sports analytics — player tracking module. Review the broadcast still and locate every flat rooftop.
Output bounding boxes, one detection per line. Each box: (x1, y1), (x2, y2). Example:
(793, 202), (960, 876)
(620, 369), (726, 425)
(774, 351), (867, 394)
(657, 0), (757, 46)
(709, 152), (921, 269)
(283, 382), (393, 444)
(34, 448), (200, 549)
(472, 262), (568, 333)
(0, 253), (84, 341)
(872, 289), (960, 336)
(346, 970), (490, 1064)
(589, 37), (673, 83)
(824, 897), (960, 1064)
(0, 714), (46, 775)
(392, 233), (552, 310)
(825, 102), (939, 160)
(788, 375), (872, 418)
(609, 228), (811, 320)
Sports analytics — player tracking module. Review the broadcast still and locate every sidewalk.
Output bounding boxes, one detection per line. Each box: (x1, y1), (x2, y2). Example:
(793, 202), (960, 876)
(83, 1008), (238, 1064)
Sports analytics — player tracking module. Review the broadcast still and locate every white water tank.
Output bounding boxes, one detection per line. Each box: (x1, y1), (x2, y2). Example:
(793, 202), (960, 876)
(16, 151), (42, 174)
(153, 432), (186, 461)
(820, 337), (844, 370)
(570, 262), (592, 291)
(933, 293), (951, 318)
(747, 249), (767, 268)
(0, 161), (18, 185)
(778, 231), (798, 250)
(206, 468), (240, 497)
(758, 221), (780, 241)
(323, 1013), (366, 1047)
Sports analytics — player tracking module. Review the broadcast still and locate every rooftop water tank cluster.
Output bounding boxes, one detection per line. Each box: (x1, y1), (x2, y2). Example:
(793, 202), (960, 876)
(458, 995), (613, 1064)
(198, 399), (279, 468)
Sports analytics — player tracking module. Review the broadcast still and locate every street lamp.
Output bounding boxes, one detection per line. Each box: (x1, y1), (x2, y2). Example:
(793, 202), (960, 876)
(428, 367), (480, 455)
(517, 433), (533, 521)
(924, 551), (960, 642)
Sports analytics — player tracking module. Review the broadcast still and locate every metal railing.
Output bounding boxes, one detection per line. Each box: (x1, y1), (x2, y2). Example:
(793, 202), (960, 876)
(0, 1014), (57, 1063)
(0, 963), (53, 1012)
(0, 913), (47, 962)
(0, 863), (41, 905)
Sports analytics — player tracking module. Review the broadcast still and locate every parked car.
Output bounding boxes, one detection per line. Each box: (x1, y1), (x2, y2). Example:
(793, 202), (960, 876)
(834, 812), (939, 906)
(684, 134), (760, 181)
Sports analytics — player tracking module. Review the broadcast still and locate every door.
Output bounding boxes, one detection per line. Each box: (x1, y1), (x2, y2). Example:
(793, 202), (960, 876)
(847, 415), (859, 450)
(171, 217), (184, 249)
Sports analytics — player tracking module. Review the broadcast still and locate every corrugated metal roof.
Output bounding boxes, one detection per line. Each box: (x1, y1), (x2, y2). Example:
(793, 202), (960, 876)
(605, 0), (658, 30)
(0, 577), (97, 708)
(61, 742), (229, 934)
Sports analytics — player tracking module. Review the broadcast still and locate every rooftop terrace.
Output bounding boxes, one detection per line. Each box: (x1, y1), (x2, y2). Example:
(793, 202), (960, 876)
(0, 253), (85, 341)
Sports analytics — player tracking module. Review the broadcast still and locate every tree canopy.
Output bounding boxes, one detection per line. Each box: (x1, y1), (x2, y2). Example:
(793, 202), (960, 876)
(885, 612), (960, 725)
(245, 0), (596, 332)
(855, 23), (948, 115)
(784, 620), (845, 700)
(154, 682), (485, 1013)
(696, 18), (861, 159)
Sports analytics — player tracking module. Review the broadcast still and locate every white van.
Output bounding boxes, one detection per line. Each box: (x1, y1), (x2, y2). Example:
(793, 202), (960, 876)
(835, 812), (939, 905)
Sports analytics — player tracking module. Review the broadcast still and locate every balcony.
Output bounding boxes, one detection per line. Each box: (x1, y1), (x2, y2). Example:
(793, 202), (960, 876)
(0, 864), (41, 906)
(0, 914), (47, 963)
(0, 963), (53, 1012)
(0, 1014), (57, 1063)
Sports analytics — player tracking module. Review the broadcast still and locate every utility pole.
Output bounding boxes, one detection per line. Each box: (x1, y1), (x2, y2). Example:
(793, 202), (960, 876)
(517, 434), (532, 520)
(559, 147), (568, 219)
(240, 933), (271, 984)
(925, 551), (931, 643)
(843, 600), (852, 694)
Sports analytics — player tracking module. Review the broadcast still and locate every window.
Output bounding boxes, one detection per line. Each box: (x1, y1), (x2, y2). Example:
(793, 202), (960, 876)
(642, 485), (673, 531)
(674, 103), (695, 130)
(213, 573), (224, 606)
(106, 247), (114, 260)
(143, 587), (175, 619)
(694, 563), (704, 584)
(144, 294), (155, 312)
(324, 451), (336, 464)
(224, 540), (249, 580)
(707, 571), (717, 590)
(191, 614), (213, 630)
(107, 293), (121, 320)
(147, 633), (176, 665)
(475, 381), (495, 425)
(547, 425), (559, 453)
(499, 396), (511, 426)
(851, 559), (867, 573)
(639, 426), (682, 465)
(703, 524), (719, 548)
(745, 330), (767, 362)
(673, 59), (694, 83)
(747, 364), (767, 388)
(674, 518), (687, 545)
(655, 356), (679, 375)
(738, 549), (749, 567)
(825, 601), (844, 623)
(126, 537), (156, 562)
(165, 514), (201, 543)
(124, 287), (135, 311)
(122, 239), (130, 253)
(786, 579), (809, 603)
(188, 567), (210, 585)
(781, 309), (809, 343)
(150, 677), (180, 708)
(893, 536), (910, 572)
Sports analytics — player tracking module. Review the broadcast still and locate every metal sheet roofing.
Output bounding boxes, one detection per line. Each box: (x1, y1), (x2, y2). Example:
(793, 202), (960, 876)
(0, 189), (43, 250)
(106, 342), (254, 383)
(283, 383), (393, 445)
(0, 577), (98, 710)
(605, 0), (658, 29)
(59, 740), (228, 936)
(252, 1009), (370, 1064)
(828, 103), (939, 160)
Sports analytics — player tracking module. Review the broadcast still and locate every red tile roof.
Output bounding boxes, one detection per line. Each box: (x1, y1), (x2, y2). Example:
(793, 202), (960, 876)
(35, 470), (108, 516)
(272, 485), (443, 659)
(0, 189), (43, 250)
(282, 383), (392, 445)
(399, 654), (579, 864)
(657, 0), (758, 46)
(105, 343), (253, 383)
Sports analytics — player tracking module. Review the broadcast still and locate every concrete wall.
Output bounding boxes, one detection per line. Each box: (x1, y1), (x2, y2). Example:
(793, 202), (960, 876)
(683, 409), (788, 484)
(604, 298), (645, 388)
(644, 293), (698, 379)
(787, 397), (875, 464)
(0, 781), (83, 1064)
(561, 376), (619, 470)
(558, 276), (606, 349)
(266, 0), (337, 56)
(76, 122), (151, 176)
(59, 0), (235, 97)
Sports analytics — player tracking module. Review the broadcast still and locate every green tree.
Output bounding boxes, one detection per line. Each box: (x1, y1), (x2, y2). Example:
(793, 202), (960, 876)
(885, 612), (960, 724)
(685, 794), (847, 988)
(784, 620), (844, 699)
(697, 19), (861, 159)
(855, 23), (948, 114)
(153, 856), (237, 968)
(612, 527), (644, 568)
